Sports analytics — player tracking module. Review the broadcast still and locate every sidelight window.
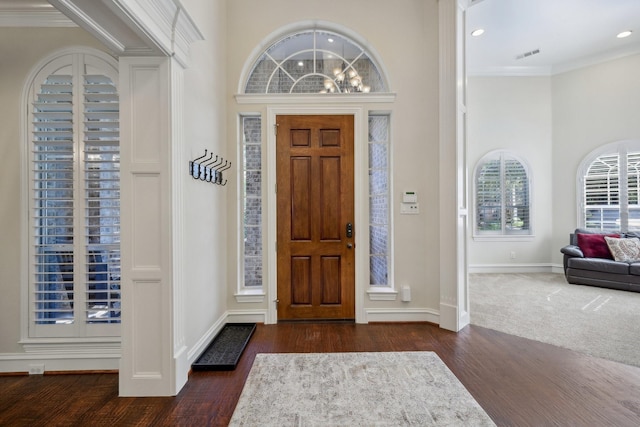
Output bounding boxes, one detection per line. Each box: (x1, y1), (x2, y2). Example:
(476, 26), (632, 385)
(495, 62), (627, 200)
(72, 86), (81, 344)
(369, 114), (390, 285)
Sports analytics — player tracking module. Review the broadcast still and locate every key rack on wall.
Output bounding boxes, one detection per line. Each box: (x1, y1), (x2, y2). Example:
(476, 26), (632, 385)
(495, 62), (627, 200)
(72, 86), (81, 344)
(189, 150), (231, 186)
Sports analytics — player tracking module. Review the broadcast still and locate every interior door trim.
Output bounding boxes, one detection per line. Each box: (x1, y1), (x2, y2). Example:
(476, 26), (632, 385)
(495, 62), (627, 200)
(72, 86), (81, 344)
(266, 106), (366, 324)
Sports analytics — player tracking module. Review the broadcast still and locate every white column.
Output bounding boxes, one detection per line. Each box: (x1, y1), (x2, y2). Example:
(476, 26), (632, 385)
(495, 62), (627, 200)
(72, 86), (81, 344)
(118, 57), (187, 396)
(439, 0), (470, 332)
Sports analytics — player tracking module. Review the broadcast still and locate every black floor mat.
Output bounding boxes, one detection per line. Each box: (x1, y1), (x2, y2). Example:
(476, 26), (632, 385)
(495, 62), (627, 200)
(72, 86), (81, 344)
(192, 323), (256, 371)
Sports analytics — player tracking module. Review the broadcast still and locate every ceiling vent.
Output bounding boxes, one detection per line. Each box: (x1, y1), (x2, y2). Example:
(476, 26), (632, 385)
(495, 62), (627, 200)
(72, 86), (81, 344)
(516, 49), (541, 60)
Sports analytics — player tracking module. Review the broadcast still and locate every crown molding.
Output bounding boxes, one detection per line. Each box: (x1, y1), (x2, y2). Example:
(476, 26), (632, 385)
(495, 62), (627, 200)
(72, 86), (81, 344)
(0, 8), (75, 27)
(48, 0), (203, 67)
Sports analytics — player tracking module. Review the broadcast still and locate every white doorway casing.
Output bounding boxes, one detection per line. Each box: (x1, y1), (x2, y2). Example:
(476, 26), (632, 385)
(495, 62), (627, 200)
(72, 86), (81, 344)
(266, 105), (367, 324)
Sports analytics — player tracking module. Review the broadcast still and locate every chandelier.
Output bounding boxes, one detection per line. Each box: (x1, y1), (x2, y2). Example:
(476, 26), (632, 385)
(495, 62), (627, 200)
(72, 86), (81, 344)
(321, 65), (370, 94)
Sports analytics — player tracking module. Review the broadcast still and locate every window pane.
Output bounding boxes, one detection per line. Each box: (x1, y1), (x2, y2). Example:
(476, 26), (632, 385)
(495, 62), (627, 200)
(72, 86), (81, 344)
(584, 153), (620, 230)
(476, 159), (502, 231)
(368, 114), (390, 286)
(245, 30), (386, 94)
(242, 116), (262, 287)
(475, 153), (530, 235)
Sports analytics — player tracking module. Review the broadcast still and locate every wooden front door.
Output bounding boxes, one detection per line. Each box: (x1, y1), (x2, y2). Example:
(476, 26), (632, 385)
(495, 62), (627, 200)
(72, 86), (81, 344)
(276, 115), (355, 320)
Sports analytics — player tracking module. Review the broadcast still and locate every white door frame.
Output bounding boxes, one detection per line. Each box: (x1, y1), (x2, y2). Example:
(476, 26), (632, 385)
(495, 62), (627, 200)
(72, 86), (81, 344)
(266, 105), (366, 324)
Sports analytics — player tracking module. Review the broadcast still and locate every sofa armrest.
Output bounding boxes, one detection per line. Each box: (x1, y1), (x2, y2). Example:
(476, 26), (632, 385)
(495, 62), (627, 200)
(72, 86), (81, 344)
(561, 245), (584, 258)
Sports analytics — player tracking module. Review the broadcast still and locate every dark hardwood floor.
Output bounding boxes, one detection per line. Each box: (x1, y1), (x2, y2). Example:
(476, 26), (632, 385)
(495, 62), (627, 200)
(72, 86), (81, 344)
(1, 322), (640, 426)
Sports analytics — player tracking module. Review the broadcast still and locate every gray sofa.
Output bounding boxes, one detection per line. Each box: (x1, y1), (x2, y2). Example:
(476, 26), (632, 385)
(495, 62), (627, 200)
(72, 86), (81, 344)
(561, 228), (640, 292)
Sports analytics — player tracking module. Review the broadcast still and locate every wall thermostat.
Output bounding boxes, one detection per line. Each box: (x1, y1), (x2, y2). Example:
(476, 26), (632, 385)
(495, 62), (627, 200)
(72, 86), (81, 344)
(403, 191), (418, 203)
(401, 191), (419, 214)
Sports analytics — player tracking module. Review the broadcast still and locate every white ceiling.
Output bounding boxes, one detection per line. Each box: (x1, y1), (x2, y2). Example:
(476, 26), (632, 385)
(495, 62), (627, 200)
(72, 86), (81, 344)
(467, 0), (640, 76)
(2, 0), (640, 76)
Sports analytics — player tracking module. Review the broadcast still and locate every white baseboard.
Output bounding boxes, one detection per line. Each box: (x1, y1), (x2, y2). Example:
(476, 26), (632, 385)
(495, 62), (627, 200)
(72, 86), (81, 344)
(468, 263), (556, 274)
(0, 351), (119, 374)
(364, 308), (439, 324)
(226, 309), (268, 324)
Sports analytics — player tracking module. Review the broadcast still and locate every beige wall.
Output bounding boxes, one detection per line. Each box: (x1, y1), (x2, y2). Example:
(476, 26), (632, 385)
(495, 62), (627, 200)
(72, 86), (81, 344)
(0, 28), (109, 354)
(224, 0), (443, 314)
(551, 54), (640, 264)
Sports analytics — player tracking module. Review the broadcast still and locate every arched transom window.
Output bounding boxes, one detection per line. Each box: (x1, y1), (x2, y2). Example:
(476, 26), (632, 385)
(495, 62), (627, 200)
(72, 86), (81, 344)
(244, 29), (387, 94)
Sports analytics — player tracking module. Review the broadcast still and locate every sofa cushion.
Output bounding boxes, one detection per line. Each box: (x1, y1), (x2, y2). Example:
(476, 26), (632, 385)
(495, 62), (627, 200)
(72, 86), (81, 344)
(629, 263), (640, 276)
(561, 245), (583, 257)
(567, 257), (630, 275)
(576, 233), (619, 259)
(605, 236), (640, 262)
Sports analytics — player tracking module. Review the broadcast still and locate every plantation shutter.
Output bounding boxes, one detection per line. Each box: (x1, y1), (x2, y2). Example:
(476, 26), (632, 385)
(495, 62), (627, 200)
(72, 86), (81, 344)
(476, 159), (501, 232)
(475, 153), (530, 235)
(30, 54), (120, 338)
(83, 73), (121, 327)
(33, 74), (76, 329)
(627, 152), (640, 231)
(584, 154), (619, 230)
(504, 158), (529, 232)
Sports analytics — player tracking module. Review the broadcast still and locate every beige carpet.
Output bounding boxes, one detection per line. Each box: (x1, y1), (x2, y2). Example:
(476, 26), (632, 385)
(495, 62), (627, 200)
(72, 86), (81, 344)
(229, 352), (495, 426)
(470, 272), (640, 367)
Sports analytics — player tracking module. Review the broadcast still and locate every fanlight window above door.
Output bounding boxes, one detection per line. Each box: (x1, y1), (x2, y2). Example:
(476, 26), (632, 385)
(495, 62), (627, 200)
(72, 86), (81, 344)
(244, 30), (387, 94)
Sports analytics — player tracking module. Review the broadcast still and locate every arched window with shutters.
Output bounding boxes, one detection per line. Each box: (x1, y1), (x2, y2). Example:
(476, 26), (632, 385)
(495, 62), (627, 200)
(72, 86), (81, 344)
(579, 141), (640, 232)
(25, 49), (120, 338)
(474, 151), (531, 237)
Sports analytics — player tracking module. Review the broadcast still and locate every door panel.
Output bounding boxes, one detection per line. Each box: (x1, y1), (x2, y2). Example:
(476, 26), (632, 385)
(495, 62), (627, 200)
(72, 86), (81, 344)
(276, 115), (355, 320)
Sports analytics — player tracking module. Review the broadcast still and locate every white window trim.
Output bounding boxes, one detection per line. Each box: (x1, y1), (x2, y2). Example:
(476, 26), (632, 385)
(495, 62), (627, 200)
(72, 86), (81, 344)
(472, 150), (533, 240)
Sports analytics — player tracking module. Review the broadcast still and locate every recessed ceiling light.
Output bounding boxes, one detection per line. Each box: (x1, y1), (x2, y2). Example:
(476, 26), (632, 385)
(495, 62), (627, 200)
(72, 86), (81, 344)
(471, 29), (485, 37)
(617, 30), (632, 38)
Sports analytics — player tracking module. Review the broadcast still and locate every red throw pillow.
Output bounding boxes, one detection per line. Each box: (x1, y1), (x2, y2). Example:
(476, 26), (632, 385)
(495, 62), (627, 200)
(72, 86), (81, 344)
(576, 233), (620, 259)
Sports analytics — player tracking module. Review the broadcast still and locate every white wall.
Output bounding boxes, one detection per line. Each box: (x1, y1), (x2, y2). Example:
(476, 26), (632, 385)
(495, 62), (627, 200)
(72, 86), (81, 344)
(551, 54), (640, 264)
(467, 76), (553, 270)
(178, 0), (230, 362)
(224, 0), (444, 319)
(467, 54), (640, 271)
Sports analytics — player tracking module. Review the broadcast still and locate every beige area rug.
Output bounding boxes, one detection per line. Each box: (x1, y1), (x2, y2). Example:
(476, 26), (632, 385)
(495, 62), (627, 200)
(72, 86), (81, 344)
(229, 352), (495, 426)
(470, 272), (640, 367)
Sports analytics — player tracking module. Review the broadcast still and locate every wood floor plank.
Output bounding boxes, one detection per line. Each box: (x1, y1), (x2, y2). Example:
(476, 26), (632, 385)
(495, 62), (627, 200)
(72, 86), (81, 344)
(1, 322), (639, 426)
